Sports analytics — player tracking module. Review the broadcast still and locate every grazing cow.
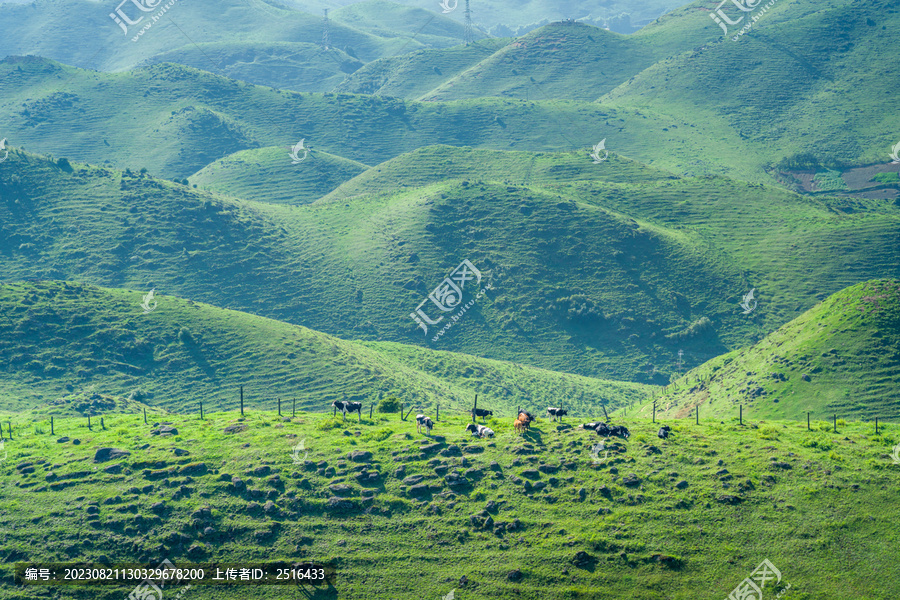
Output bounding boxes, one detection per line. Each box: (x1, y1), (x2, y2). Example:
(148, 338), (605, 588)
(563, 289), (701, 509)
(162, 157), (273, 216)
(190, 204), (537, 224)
(547, 407), (568, 421)
(608, 424), (630, 439)
(416, 414), (435, 435)
(332, 400), (362, 422)
(514, 412), (534, 434)
(657, 425), (671, 440)
(582, 422), (605, 431)
(466, 423), (495, 438)
(471, 408), (493, 423)
(593, 422), (611, 437)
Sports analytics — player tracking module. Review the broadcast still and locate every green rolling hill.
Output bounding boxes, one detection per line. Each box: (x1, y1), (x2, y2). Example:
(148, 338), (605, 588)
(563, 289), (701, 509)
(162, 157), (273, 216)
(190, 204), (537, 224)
(0, 280), (652, 415)
(646, 280), (900, 422)
(190, 146), (370, 206)
(2, 148), (899, 384)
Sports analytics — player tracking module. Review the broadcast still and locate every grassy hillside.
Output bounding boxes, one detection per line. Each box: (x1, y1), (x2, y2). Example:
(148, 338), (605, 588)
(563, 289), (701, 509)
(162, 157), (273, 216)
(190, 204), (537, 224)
(1, 148), (899, 382)
(189, 146), (370, 206)
(0, 0), (453, 73)
(601, 0), (900, 180)
(0, 281), (652, 415)
(141, 42), (366, 93)
(0, 409), (897, 599)
(646, 280), (900, 422)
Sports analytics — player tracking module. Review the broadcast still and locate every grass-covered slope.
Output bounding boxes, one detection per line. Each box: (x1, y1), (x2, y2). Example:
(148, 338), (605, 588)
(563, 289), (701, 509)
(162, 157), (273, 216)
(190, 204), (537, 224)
(0, 281), (651, 415)
(189, 146), (370, 206)
(601, 0), (900, 179)
(0, 0), (433, 71)
(2, 149), (899, 381)
(141, 42), (366, 93)
(651, 280), (900, 421)
(0, 410), (897, 599)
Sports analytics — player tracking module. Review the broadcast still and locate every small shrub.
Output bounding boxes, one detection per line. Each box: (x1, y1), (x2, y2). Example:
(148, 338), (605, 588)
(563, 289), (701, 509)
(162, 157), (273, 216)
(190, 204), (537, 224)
(758, 426), (779, 440)
(377, 396), (401, 413)
(362, 428), (393, 442)
(315, 418), (344, 431)
(872, 172), (899, 184)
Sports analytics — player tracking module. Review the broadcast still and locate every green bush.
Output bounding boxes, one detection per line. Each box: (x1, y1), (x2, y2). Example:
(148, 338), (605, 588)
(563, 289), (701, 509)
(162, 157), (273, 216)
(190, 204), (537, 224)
(362, 428), (393, 442)
(377, 396), (401, 413)
(315, 418), (345, 431)
(799, 436), (833, 451)
(872, 172), (899, 184)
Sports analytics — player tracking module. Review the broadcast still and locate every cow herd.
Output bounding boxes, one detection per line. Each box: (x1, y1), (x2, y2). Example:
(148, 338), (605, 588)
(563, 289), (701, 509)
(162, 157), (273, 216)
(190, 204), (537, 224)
(330, 400), (674, 443)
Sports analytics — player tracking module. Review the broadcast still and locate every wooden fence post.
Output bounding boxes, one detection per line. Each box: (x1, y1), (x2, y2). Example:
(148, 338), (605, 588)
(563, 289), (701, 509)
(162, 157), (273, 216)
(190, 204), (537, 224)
(472, 394), (478, 423)
(652, 401), (656, 424)
(143, 408), (147, 424)
(7, 421), (11, 440)
(807, 412), (810, 431)
(51, 416), (54, 436)
(101, 417), (105, 431)
(88, 415), (92, 430)
(739, 405), (743, 426)
(436, 403), (440, 422)
(875, 417), (879, 435)
(278, 397), (282, 417)
(696, 405), (699, 425)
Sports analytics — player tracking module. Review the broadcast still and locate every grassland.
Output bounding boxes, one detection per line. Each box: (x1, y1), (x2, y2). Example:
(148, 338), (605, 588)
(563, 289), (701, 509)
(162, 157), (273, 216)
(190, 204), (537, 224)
(0, 281), (652, 415)
(0, 408), (897, 599)
(646, 280), (900, 422)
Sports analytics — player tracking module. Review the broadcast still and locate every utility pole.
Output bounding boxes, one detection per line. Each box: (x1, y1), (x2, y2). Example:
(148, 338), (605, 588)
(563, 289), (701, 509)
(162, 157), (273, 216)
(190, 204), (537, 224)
(464, 0), (473, 46)
(322, 9), (331, 50)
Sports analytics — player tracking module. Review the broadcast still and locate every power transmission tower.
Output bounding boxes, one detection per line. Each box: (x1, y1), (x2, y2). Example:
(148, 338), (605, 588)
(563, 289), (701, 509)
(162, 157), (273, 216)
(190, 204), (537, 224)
(322, 9), (331, 50)
(464, 0), (473, 45)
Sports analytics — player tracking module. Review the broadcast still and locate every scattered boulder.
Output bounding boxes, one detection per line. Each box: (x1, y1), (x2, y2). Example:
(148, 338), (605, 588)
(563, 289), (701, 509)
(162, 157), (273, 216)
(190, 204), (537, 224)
(572, 551), (595, 568)
(224, 424), (248, 434)
(520, 469), (541, 480)
(93, 448), (130, 463)
(151, 425), (178, 436)
(675, 480), (689, 489)
(403, 475), (425, 486)
(622, 474), (641, 487)
(348, 450), (372, 463)
(507, 569), (524, 582)
(56, 437), (70, 443)
(717, 495), (743, 505)
(440, 445), (462, 457)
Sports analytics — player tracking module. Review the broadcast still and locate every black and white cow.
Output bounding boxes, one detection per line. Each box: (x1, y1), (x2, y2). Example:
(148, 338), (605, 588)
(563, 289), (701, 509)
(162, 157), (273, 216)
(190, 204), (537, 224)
(547, 407), (568, 421)
(471, 408), (493, 423)
(332, 400), (362, 422)
(416, 414), (434, 435)
(608, 424), (630, 439)
(657, 425), (672, 440)
(466, 423), (495, 438)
